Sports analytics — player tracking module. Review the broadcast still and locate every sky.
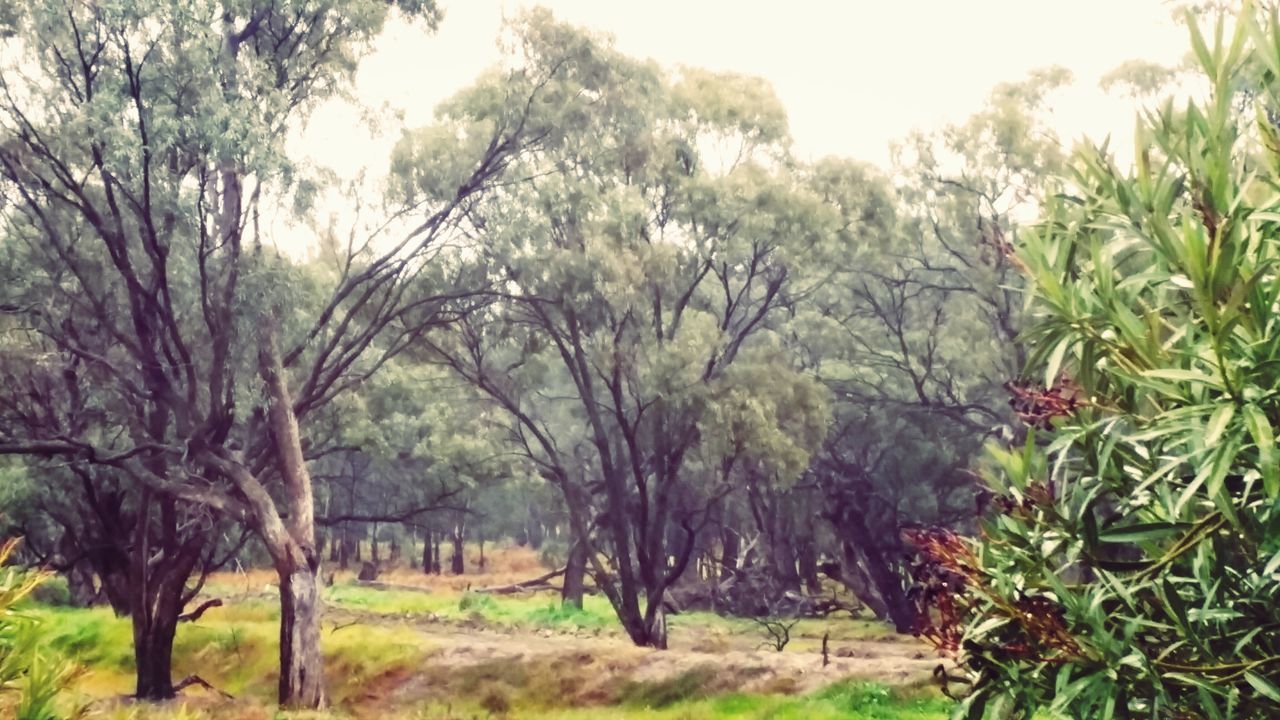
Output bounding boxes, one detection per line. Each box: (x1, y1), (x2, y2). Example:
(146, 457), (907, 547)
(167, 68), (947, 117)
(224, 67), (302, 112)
(297, 0), (1193, 180)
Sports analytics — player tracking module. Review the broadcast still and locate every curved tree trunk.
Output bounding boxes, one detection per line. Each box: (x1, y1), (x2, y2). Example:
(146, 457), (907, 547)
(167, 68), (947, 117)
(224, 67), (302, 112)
(836, 510), (915, 634)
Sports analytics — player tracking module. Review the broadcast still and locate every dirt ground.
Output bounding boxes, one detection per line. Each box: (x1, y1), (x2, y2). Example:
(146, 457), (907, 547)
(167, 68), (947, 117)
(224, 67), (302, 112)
(197, 546), (945, 714)
(326, 605), (940, 712)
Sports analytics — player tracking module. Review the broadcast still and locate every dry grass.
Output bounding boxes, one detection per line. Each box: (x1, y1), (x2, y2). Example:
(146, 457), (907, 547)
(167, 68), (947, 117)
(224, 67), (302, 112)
(203, 545), (552, 597)
(48, 546), (947, 720)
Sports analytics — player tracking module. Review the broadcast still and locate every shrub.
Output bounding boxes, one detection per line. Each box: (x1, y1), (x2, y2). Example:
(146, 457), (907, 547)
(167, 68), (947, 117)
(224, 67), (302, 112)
(930, 7), (1280, 719)
(0, 539), (76, 719)
(457, 591), (496, 613)
(28, 575), (71, 608)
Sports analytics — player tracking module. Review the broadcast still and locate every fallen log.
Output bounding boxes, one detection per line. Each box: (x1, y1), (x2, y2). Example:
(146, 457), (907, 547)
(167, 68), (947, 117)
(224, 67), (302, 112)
(472, 567), (566, 595)
(353, 580), (434, 593)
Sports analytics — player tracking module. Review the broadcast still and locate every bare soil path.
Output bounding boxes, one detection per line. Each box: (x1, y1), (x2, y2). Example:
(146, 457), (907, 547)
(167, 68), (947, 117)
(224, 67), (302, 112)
(324, 606), (942, 713)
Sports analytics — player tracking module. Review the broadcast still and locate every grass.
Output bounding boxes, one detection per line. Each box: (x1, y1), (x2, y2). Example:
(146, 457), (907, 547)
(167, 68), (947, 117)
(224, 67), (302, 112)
(74, 682), (950, 720)
(399, 684), (950, 719)
(32, 597), (950, 719)
(325, 583), (619, 633)
(34, 600), (431, 708)
(322, 581), (892, 653)
(30, 549), (947, 719)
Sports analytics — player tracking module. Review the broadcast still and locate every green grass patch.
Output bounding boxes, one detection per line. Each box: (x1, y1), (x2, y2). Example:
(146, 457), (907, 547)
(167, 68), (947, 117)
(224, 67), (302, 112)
(407, 680), (951, 719)
(34, 601), (429, 707)
(325, 583), (619, 632)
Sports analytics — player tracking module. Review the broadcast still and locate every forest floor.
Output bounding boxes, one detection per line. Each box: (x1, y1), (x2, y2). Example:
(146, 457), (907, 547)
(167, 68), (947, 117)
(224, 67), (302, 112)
(34, 547), (954, 719)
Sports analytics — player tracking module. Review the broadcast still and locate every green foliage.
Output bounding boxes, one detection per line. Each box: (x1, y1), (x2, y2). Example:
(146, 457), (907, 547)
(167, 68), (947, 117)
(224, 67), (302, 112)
(1100, 59), (1179, 98)
(950, 6), (1280, 718)
(457, 591), (497, 613)
(38, 607), (135, 673)
(27, 576), (70, 608)
(0, 540), (75, 720)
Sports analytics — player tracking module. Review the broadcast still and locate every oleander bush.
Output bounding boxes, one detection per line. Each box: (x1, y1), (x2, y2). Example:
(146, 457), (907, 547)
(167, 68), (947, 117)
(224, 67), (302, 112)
(920, 6), (1280, 718)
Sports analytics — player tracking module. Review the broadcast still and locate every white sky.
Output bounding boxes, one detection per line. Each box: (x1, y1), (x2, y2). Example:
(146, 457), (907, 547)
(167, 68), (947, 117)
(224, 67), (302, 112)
(298, 0), (1191, 180)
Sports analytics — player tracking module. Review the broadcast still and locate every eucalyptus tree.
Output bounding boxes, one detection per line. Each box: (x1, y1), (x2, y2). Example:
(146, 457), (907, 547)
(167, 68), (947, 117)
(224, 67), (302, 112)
(417, 11), (830, 648)
(782, 71), (1072, 631)
(0, 0), (561, 705)
(311, 359), (511, 573)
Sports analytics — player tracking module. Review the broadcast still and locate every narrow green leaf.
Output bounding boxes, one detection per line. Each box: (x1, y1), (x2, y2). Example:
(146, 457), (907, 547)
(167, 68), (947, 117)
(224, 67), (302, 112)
(1243, 404), (1278, 498)
(1204, 403), (1235, 447)
(1245, 672), (1280, 703)
(1098, 522), (1193, 544)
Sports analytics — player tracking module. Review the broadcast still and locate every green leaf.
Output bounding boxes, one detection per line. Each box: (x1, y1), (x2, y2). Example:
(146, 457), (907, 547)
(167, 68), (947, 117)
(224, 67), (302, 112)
(1245, 672), (1280, 703)
(1140, 368), (1224, 389)
(1243, 404), (1279, 498)
(1098, 522), (1193, 544)
(1204, 403), (1235, 447)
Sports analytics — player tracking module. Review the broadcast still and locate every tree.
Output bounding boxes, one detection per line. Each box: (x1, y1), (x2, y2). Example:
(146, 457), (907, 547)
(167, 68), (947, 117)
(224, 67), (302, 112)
(424, 10), (830, 648)
(791, 70), (1070, 631)
(0, 0), (557, 705)
(931, 7), (1280, 717)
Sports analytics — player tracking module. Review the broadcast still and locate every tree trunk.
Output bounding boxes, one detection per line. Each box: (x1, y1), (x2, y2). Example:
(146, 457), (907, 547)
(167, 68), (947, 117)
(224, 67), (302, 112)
(632, 594), (668, 649)
(279, 564), (325, 708)
(837, 509), (915, 634)
(127, 491), (203, 701)
(477, 529), (485, 572)
(133, 609), (178, 700)
(131, 570), (183, 701)
(422, 528), (433, 574)
(719, 526), (739, 582)
(798, 536), (821, 595)
(526, 515), (544, 550)
(256, 314), (327, 709)
(432, 534), (442, 574)
(561, 540), (587, 609)
(827, 541), (891, 619)
(450, 524), (465, 575)
(370, 522), (380, 565)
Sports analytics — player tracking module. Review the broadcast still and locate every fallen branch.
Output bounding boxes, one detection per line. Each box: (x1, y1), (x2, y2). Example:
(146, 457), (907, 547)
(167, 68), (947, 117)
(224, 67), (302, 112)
(475, 582), (560, 595)
(174, 674), (234, 699)
(353, 580), (435, 593)
(472, 567), (566, 595)
(178, 598), (223, 623)
(328, 619), (359, 634)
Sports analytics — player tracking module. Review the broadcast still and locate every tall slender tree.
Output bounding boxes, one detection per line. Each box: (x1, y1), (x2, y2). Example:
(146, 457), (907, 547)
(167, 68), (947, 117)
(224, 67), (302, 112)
(0, 0), (560, 705)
